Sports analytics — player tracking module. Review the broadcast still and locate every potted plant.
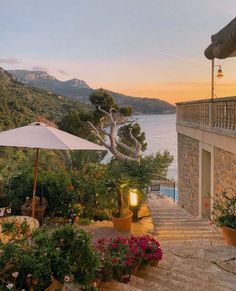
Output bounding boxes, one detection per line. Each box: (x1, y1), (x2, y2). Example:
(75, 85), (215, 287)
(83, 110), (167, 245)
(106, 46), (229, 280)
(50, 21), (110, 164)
(107, 174), (133, 232)
(211, 192), (236, 246)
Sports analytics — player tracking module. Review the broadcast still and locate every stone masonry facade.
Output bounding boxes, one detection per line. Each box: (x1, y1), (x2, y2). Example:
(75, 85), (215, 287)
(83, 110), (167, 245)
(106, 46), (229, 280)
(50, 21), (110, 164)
(214, 147), (236, 198)
(178, 133), (199, 216)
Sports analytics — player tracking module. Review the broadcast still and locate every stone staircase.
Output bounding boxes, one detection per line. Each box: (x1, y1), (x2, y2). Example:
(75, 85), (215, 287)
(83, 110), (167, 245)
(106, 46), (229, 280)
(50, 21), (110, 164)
(149, 194), (222, 241)
(99, 194), (236, 290)
(99, 240), (236, 290)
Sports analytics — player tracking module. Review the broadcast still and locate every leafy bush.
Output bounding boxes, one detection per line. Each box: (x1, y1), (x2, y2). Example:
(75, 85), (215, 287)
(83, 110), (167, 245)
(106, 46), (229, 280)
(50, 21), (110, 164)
(4, 169), (35, 214)
(104, 152), (173, 217)
(72, 163), (114, 218)
(0, 225), (100, 290)
(212, 192), (236, 229)
(79, 218), (92, 225)
(42, 169), (78, 217)
(4, 167), (78, 217)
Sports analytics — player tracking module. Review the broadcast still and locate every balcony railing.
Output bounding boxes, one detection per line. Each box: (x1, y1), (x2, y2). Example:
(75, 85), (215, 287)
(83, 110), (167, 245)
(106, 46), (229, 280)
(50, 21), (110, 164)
(176, 97), (236, 132)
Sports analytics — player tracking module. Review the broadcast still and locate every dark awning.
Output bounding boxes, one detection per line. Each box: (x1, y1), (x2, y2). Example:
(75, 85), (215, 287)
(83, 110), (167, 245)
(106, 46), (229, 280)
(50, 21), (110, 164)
(204, 17), (236, 60)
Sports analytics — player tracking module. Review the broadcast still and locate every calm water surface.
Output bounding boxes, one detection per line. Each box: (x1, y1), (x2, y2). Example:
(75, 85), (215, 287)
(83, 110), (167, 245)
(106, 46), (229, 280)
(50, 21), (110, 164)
(134, 114), (178, 200)
(105, 113), (178, 199)
(133, 113), (177, 180)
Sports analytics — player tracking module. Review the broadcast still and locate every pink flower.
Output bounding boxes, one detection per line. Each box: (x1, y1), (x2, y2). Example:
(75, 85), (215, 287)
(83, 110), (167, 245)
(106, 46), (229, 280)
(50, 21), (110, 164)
(64, 275), (70, 283)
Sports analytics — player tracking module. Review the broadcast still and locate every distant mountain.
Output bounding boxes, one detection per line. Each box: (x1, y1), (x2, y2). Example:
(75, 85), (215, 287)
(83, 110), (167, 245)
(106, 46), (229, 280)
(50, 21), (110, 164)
(9, 70), (175, 114)
(0, 68), (89, 130)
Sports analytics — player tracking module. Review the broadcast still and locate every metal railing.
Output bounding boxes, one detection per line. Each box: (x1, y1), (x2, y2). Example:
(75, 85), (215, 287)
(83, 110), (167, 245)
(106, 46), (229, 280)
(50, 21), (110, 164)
(176, 97), (236, 132)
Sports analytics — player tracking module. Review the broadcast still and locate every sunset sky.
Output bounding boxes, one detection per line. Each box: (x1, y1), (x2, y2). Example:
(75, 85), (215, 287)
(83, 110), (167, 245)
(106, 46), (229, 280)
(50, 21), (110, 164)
(0, 0), (236, 104)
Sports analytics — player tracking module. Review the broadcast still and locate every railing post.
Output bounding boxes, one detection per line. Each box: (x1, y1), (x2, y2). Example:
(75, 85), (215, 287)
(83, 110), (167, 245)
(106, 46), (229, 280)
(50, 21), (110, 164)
(209, 102), (213, 129)
(176, 105), (180, 123)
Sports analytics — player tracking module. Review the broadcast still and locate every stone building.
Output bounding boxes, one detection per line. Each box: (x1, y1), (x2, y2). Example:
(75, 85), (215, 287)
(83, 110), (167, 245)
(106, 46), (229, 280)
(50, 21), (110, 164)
(176, 97), (236, 218)
(177, 17), (236, 219)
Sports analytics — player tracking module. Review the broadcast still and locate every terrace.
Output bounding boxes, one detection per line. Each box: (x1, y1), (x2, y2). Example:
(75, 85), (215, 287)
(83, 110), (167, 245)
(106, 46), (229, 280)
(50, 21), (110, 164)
(176, 96), (236, 134)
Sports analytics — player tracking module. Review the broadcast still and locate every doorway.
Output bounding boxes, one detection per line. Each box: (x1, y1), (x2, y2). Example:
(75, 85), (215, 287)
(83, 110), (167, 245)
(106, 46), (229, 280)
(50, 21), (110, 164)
(201, 149), (211, 219)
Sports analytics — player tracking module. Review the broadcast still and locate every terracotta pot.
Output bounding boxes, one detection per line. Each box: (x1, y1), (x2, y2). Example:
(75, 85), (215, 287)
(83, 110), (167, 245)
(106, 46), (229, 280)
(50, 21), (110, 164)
(221, 226), (236, 246)
(112, 211), (133, 232)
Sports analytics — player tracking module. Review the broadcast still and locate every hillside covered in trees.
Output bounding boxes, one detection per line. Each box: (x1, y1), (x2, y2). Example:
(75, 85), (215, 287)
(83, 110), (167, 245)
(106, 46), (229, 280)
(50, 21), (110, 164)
(0, 68), (90, 130)
(9, 70), (176, 115)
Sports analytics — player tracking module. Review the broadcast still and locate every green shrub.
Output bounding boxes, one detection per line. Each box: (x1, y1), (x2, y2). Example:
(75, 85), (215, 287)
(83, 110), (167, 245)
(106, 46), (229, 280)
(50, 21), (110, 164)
(4, 169), (35, 214)
(0, 225), (100, 290)
(4, 167), (78, 217)
(0, 196), (10, 207)
(212, 192), (236, 229)
(79, 217), (91, 225)
(72, 163), (114, 218)
(93, 209), (110, 221)
(42, 169), (77, 217)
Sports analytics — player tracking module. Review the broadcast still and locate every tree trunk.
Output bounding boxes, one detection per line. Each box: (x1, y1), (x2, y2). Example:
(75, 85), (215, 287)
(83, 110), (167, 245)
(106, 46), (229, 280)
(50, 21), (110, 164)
(87, 108), (142, 162)
(117, 188), (124, 217)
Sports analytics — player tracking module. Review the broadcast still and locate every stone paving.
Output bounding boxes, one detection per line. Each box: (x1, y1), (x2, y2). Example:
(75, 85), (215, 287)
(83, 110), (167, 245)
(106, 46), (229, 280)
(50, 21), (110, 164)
(149, 193), (223, 241)
(99, 194), (236, 291)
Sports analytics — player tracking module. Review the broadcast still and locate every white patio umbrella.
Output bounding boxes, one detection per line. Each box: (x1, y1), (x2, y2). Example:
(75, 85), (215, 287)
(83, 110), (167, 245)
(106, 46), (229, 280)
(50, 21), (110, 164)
(0, 122), (106, 217)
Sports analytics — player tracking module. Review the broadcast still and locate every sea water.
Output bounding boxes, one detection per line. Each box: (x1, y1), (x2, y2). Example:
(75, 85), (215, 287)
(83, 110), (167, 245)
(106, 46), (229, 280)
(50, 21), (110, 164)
(133, 114), (178, 200)
(104, 113), (178, 200)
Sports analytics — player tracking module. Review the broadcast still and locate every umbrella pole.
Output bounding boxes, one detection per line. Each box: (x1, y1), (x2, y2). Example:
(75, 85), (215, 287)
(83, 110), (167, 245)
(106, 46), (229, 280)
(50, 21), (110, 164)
(32, 148), (39, 218)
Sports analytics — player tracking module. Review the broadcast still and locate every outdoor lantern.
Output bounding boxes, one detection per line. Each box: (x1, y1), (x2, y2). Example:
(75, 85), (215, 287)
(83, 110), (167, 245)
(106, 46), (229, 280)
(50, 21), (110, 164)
(130, 189), (138, 207)
(129, 189), (138, 222)
(216, 66), (224, 79)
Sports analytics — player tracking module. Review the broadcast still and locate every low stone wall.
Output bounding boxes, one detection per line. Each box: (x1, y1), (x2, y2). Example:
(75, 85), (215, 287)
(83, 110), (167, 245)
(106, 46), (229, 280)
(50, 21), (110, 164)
(214, 147), (236, 198)
(178, 133), (199, 216)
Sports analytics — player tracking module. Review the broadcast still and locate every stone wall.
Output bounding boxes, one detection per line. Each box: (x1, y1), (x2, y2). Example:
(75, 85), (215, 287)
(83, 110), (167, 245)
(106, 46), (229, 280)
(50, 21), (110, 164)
(214, 147), (236, 198)
(178, 133), (199, 216)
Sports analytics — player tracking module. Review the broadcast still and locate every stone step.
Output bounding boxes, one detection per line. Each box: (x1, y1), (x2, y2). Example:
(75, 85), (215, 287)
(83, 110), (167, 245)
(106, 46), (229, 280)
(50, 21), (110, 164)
(155, 225), (211, 229)
(150, 210), (187, 214)
(154, 220), (210, 224)
(155, 225), (214, 230)
(136, 269), (194, 291)
(155, 223), (211, 227)
(128, 275), (169, 291)
(158, 235), (222, 243)
(140, 265), (232, 291)
(153, 218), (208, 222)
(151, 213), (190, 217)
(157, 232), (222, 237)
(156, 229), (216, 234)
(157, 231), (215, 236)
(157, 261), (236, 290)
(176, 264), (236, 289)
(99, 280), (143, 291)
(157, 229), (218, 234)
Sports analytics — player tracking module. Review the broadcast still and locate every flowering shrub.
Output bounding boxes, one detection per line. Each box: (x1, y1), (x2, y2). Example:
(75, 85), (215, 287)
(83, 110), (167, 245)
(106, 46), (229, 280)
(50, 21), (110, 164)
(0, 225), (99, 290)
(128, 235), (163, 265)
(95, 235), (162, 282)
(0, 227), (162, 289)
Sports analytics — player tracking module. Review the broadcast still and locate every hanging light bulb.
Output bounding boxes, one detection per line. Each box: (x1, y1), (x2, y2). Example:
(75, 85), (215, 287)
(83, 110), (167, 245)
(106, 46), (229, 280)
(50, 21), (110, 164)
(216, 65), (224, 79)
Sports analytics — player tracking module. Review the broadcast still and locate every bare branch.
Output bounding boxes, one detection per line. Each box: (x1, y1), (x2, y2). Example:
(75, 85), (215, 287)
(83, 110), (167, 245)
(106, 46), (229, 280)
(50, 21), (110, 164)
(115, 140), (136, 155)
(110, 107), (116, 115)
(98, 106), (111, 118)
(87, 121), (107, 146)
(99, 117), (110, 136)
(88, 112), (142, 162)
(129, 127), (142, 158)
